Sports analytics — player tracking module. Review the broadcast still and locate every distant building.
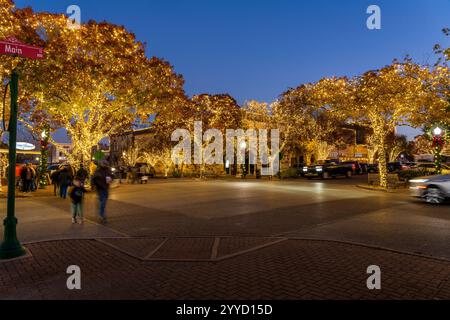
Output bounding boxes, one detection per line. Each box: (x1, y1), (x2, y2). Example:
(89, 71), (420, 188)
(110, 128), (155, 166)
(49, 143), (73, 164)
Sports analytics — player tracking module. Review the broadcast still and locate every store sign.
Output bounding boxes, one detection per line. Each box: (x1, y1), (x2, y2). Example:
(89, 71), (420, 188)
(16, 142), (36, 151)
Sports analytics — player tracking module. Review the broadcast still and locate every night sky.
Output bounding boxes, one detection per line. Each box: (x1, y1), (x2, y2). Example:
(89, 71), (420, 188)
(14, 0), (450, 140)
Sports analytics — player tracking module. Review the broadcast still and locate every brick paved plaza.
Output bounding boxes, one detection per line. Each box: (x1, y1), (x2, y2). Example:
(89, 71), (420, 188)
(1, 178), (450, 299)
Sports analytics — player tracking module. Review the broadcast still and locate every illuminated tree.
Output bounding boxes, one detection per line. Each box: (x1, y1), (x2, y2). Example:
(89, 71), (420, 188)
(190, 94), (242, 177)
(13, 10), (185, 168)
(412, 134), (434, 155)
(140, 148), (173, 177)
(122, 145), (140, 167)
(386, 134), (408, 163)
(276, 81), (346, 165)
(340, 62), (449, 188)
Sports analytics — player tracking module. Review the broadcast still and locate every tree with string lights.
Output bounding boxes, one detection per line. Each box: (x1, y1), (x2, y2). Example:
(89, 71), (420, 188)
(338, 62), (449, 188)
(13, 9), (185, 168)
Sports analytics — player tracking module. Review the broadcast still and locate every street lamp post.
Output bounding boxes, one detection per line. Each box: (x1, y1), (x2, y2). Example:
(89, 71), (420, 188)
(431, 125), (445, 175)
(0, 38), (44, 260)
(0, 69), (26, 259)
(39, 127), (50, 189)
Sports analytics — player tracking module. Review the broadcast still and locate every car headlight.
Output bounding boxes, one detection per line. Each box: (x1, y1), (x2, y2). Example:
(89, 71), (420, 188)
(410, 179), (429, 183)
(315, 166), (323, 172)
(303, 167), (308, 172)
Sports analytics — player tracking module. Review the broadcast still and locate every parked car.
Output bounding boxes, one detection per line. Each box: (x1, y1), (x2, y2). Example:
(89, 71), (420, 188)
(387, 162), (404, 172)
(367, 162), (404, 173)
(367, 163), (378, 173)
(360, 163), (369, 174)
(342, 161), (364, 175)
(410, 174), (450, 204)
(303, 161), (353, 179)
(413, 163), (450, 175)
(402, 162), (416, 170)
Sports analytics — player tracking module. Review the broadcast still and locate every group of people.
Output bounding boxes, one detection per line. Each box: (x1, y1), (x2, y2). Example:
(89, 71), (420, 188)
(117, 164), (155, 184)
(15, 163), (49, 193)
(50, 164), (89, 199)
(50, 161), (114, 225)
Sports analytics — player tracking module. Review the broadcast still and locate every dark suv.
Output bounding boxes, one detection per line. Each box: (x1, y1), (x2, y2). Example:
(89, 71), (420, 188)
(303, 161), (353, 179)
(342, 161), (364, 175)
(367, 162), (404, 173)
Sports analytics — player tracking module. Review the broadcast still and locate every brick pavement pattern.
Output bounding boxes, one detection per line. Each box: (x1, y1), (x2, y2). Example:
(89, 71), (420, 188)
(1, 239), (450, 300)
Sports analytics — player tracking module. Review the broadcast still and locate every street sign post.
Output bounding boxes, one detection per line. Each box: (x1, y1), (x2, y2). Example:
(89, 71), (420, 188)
(0, 37), (44, 260)
(0, 37), (44, 60)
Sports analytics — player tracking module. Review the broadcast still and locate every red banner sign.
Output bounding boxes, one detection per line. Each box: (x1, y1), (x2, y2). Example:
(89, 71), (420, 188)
(0, 37), (44, 60)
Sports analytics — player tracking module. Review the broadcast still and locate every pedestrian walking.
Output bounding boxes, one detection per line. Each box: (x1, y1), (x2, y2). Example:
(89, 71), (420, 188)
(69, 179), (87, 224)
(58, 167), (72, 199)
(21, 164), (34, 193)
(30, 164), (37, 192)
(91, 160), (113, 224)
(51, 169), (60, 196)
(15, 164), (24, 191)
(126, 166), (132, 184)
(76, 164), (89, 185)
(131, 166), (138, 184)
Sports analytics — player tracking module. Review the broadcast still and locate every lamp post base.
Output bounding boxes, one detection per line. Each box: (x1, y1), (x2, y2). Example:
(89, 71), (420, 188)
(0, 217), (26, 260)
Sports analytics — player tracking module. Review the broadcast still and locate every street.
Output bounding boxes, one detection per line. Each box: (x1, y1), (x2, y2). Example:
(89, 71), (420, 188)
(3, 176), (450, 258)
(1, 178), (450, 300)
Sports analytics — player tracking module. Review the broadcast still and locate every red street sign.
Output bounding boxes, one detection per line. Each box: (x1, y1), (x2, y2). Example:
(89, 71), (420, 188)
(0, 36), (44, 60)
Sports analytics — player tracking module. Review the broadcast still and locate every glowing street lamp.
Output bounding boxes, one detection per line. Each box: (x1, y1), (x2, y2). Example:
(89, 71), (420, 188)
(430, 125), (446, 175)
(433, 126), (443, 137)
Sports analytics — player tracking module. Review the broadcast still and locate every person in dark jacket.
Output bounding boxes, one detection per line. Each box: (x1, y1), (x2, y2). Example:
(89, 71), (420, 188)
(69, 179), (87, 224)
(91, 160), (113, 224)
(20, 164), (34, 193)
(58, 168), (72, 199)
(75, 164), (89, 185)
(51, 169), (61, 196)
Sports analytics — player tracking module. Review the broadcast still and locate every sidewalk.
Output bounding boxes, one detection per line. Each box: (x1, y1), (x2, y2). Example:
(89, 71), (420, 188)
(1, 238), (449, 300)
(0, 186), (55, 198)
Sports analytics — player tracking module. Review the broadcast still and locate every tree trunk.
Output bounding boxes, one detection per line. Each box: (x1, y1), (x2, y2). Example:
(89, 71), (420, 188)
(377, 134), (388, 189)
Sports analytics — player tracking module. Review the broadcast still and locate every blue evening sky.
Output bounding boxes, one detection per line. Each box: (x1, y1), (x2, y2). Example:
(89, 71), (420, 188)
(14, 0), (450, 140)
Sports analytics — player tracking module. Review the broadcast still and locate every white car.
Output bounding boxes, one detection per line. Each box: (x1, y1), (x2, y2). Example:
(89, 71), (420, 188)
(410, 175), (450, 204)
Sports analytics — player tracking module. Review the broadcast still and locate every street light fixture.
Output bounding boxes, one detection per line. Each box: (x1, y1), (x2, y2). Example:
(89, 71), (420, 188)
(431, 125), (446, 175)
(433, 127), (443, 137)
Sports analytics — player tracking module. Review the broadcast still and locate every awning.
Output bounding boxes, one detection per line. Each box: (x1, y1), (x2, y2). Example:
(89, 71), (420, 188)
(0, 148), (41, 155)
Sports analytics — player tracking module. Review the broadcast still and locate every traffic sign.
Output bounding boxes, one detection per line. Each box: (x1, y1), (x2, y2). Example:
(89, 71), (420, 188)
(0, 36), (44, 60)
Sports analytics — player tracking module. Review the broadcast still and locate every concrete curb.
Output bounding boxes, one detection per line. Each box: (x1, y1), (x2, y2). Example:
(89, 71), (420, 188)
(356, 184), (408, 193)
